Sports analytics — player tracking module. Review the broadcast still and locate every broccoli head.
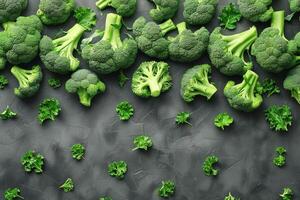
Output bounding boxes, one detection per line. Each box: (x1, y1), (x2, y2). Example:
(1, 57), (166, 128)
(0, 0), (28, 23)
(168, 22), (209, 63)
(133, 17), (176, 60)
(148, 0), (179, 23)
(82, 13), (137, 75)
(40, 7), (96, 74)
(251, 11), (300, 73)
(237, 0), (273, 22)
(37, 0), (75, 25)
(131, 61), (172, 98)
(183, 0), (218, 26)
(289, 0), (300, 13)
(208, 26), (257, 76)
(284, 65), (300, 104)
(96, 0), (137, 17)
(0, 15), (43, 70)
(65, 69), (106, 107)
(224, 70), (263, 112)
(11, 65), (43, 98)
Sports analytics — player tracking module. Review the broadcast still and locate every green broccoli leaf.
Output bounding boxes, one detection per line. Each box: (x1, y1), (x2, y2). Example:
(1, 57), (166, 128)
(219, 3), (242, 30)
(265, 105), (293, 132)
(273, 146), (286, 167)
(133, 135), (153, 151)
(108, 160), (127, 179)
(99, 197), (112, 200)
(158, 180), (175, 198)
(116, 101), (134, 121)
(0, 106), (17, 120)
(38, 98), (61, 124)
(175, 112), (192, 125)
(4, 188), (23, 200)
(0, 74), (9, 89)
(21, 150), (44, 173)
(59, 178), (74, 192)
(48, 78), (62, 89)
(118, 70), (129, 88)
(224, 192), (239, 200)
(214, 113), (234, 130)
(203, 155), (219, 176)
(280, 187), (293, 200)
(71, 144), (85, 161)
(258, 79), (280, 97)
(74, 7), (96, 31)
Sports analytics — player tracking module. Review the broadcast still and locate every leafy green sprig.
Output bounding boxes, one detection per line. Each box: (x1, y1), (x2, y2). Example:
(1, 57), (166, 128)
(175, 112), (191, 125)
(4, 188), (23, 200)
(108, 160), (127, 179)
(59, 178), (74, 192)
(133, 135), (153, 151)
(219, 3), (242, 30)
(38, 98), (61, 124)
(214, 113), (234, 130)
(71, 144), (85, 161)
(273, 146), (286, 167)
(265, 105), (293, 132)
(158, 180), (175, 198)
(0, 106), (17, 120)
(203, 155), (219, 176)
(116, 101), (134, 121)
(21, 150), (44, 173)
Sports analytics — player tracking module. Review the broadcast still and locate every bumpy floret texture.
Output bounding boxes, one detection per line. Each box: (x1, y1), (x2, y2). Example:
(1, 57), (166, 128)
(237, 0), (273, 22)
(149, 0), (179, 23)
(289, 0), (300, 12)
(96, 0), (137, 17)
(284, 65), (300, 104)
(0, 0), (28, 23)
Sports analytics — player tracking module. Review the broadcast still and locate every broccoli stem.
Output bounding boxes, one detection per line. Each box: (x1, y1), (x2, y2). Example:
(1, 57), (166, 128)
(159, 19), (176, 36)
(191, 84), (217, 100)
(239, 70), (259, 97)
(77, 88), (92, 107)
(148, 80), (161, 97)
(176, 22), (187, 34)
(271, 11), (285, 36)
(11, 66), (31, 87)
(96, 0), (112, 9)
(102, 13), (123, 49)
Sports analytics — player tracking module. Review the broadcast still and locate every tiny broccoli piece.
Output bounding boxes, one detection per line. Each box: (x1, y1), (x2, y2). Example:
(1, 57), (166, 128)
(289, 0), (300, 13)
(116, 101), (134, 121)
(203, 155), (219, 176)
(280, 188), (293, 200)
(99, 197), (112, 200)
(224, 192), (239, 200)
(21, 150), (44, 173)
(96, 0), (137, 17)
(59, 178), (74, 192)
(0, 0), (28, 23)
(132, 135), (153, 151)
(257, 79), (280, 97)
(131, 61), (172, 98)
(65, 69), (106, 107)
(4, 188), (23, 200)
(273, 146), (286, 167)
(108, 160), (127, 179)
(0, 106), (17, 120)
(0, 75), (9, 89)
(237, 0), (273, 22)
(158, 180), (175, 198)
(11, 65), (43, 98)
(148, 0), (179, 23)
(118, 70), (129, 88)
(71, 144), (85, 161)
(183, 0), (219, 26)
(38, 98), (61, 124)
(219, 3), (242, 30)
(48, 78), (62, 89)
(284, 65), (300, 104)
(214, 113), (234, 130)
(265, 105), (293, 132)
(208, 26), (257, 76)
(175, 112), (192, 126)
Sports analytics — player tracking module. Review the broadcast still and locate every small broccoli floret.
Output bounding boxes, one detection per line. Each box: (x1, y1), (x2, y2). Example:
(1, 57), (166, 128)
(0, 0), (28, 23)
(11, 65), (43, 98)
(37, 0), (75, 25)
(237, 0), (273, 22)
(148, 0), (179, 23)
(183, 0), (219, 26)
(131, 61), (172, 98)
(168, 22), (209, 62)
(65, 69), (106, 107)
(40, 7), (96, 74)
(224, 70), (263, 112)
(96, 0), (137, 17)
(208, 26), (257, 76)
(133, 17), (176, 60)
(289, 0), (300, 13)
(181, 64), (217, 102)
(82, 13), (137, 75)
(284, 65), (300, 104)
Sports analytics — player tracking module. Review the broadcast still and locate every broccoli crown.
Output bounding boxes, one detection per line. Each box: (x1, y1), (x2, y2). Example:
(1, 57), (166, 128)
(40, 7), (96, 74)
(149, 0), (179, 23)
(224, 70), (263, 112)
(183, 0), (218, 26)
(289, 0), (300, 12)
(251, 11), (300, 73)
(181, 64), (217, 102)
(131, 61), (172, 98)
(82, 13), (137, 75)
(10, 65), (43, 98)
(168, 22), (209, 63)
(208, 26), (257, 76)
(0, 0), (28, 23)
(37, 0), (75, 25)
(237, 0), (273, 22)
(96, 0), (137, 17)
(65, 69), (106, 107)
(133, 17), (176, 60)
(284, 65), (300, 104)
(0, 15), (43, 70)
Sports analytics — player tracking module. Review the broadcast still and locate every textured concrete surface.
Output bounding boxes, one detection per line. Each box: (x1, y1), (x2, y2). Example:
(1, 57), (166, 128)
(0, 0), (299, 200)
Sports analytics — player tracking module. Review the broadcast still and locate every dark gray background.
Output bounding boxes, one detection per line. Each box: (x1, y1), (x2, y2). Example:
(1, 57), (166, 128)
(0, 0), (299, 199)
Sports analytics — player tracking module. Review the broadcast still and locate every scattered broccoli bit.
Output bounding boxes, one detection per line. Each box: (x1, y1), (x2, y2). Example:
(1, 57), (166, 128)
(4, 188), (23, 200)
(214, 113), (234, 130)
(148, 0), (179, 23)
(224, 192), (239, 200)
(257, 79), (280, 97)
(202, 155), (219, 176)
(0, 0), (28, 24)
(208, 26), (257, 76)
(48, 78), (62, 89)
(11, 65), (43, 98)
(158, 180), (175, 198)
(99, 197), (112, 200)
(181, 64), (217, 102)
(265, 105), (293, 132)
(280, 188), (293, 200)
(284, 65), (300, 104)
(118, 71), (129, 88)
(131, 61), (172, 98)
(96, 0), (137, 17)
(116, 101), (134, 121)
(219, 3), (242, 30)
(289, 0), (300, 13)
(71, 144), (85, 161)
(21, 150), (44, 173)
(133, 135), (153, 151)
(37, 98), (61, 124)
(0, 106), (17, 120)
(59, 178), (74, 192)
(237, 0), (273, 22)
(273, 146), (286, 167)
(108, 160), (128, 179)
(175, 112), (192, 126)
(65, 69), (106, 107)
(0, 75), (9, 89)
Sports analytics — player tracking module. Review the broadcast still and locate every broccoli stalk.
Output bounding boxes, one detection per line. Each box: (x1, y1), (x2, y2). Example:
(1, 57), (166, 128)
(96, 0), (112, 9)
(102, 13), (123, 51)
(159, 19), (177, 36)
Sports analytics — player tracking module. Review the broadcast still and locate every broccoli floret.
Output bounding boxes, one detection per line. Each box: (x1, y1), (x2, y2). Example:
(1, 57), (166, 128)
(131, 61), (172, 98)
(11, 65), (43, 98)
(224, 70), (263, 112)
(37, 0), (75, 25)
(251, 11), (300, 73)
(180, 64), (217, 102)
(0, 0), (28, 23)
(168, 22), (209, 62)
(208, 26), (257, 76)
(183, 0), (218, 26)
(289, 0), (300, 13)
(0, 15), (43, 70)
(96, 0), (137, 17)
(40, 7), (96, 74)
(133, 17), (176, 60)
(284, 65), (300, 104)
(82, 13), (137, 75)
(148, 0), (179, 23)
(65, 69), (106, 107)
(237, 0), (273, 22)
